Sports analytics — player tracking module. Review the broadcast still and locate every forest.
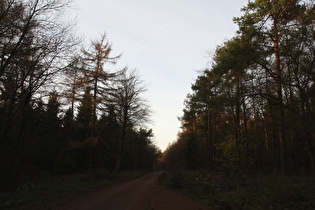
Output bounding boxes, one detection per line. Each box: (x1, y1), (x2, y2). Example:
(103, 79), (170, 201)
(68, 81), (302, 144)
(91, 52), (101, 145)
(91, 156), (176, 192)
(1, 0), (315, 204)
(0, 0), (160, 192)
(161, 0), (315, 176)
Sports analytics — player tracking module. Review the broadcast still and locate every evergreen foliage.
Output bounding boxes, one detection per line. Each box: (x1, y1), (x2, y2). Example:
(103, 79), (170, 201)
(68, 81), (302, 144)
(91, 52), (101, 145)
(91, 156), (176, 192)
(161, 0), (315, 175)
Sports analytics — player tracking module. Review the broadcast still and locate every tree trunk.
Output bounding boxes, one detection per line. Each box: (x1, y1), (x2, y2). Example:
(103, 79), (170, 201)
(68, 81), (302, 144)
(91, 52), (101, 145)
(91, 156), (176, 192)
(113, 154), (122, 175)
(207, 105), (212, 171)
(113, 119), (127, 175)
(273, 16), (286, 174)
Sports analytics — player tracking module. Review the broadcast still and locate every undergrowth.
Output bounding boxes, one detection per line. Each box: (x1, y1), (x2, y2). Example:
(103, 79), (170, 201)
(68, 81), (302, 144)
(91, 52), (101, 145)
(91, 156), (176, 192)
(0, 170), (145, 209)
(164, 171), (315, 209)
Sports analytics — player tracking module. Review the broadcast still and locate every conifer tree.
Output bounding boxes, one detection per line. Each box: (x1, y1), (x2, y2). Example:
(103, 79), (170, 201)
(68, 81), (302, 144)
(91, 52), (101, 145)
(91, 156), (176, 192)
(81, 33), (124, 137)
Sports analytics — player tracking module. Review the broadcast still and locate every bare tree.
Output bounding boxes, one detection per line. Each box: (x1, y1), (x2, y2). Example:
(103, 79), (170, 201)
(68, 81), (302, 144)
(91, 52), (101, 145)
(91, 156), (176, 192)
(63, 55), (86, 118)
(107, 70), (151, 174)
(0, 0), (78, 190)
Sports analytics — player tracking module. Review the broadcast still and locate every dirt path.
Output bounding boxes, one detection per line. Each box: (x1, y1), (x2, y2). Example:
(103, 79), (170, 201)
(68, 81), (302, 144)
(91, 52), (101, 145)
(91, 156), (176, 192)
(42, 172), (209, 210)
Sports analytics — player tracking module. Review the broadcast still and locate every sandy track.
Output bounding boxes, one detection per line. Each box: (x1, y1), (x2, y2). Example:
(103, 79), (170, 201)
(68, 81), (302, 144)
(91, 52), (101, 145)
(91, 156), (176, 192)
(42, 172), (209, 210)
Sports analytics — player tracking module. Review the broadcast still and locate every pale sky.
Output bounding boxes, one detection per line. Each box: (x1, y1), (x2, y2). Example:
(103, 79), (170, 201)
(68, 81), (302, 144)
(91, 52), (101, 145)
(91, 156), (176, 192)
(71, 0), (248, 151)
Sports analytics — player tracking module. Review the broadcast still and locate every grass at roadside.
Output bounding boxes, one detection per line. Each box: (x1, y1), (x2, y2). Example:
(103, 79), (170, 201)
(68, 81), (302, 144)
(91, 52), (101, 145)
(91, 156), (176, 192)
(164, 171), (315, 209)
(0, 170), (146, 210)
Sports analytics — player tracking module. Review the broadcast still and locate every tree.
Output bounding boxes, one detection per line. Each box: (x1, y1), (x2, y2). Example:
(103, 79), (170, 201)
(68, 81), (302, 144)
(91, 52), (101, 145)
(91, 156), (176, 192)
(37, 92), (64, 174)
(107, 70), (151, 174)
(123, 128), (159, 170)
(63, 55), (85, 118)
(81, 33), (124, 137)
(234, 0), (314, 174)
(160, 0), (315, 175)
(76, 87), (93, 142)
(0, 0), (77, 190)
(211, 36), (256, 169)
(74, 87), (94, 170)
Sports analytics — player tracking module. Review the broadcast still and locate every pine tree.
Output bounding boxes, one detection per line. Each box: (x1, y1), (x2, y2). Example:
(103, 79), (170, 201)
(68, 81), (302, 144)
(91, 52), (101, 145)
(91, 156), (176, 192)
(76, 87), (93, 141)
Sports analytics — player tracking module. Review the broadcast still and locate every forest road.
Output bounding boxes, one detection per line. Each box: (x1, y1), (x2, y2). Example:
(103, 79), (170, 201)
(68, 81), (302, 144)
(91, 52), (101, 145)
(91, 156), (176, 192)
(42, 172), (210, 210)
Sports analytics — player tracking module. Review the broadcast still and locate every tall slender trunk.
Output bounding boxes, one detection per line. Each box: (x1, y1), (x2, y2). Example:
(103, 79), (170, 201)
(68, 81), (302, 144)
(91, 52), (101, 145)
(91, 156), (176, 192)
(70, 72), (77, 118)
(229, 81), (241, 164)
(113, 128), (125, 175)
(92, 73), (98, 137)
(242, 93), (249, 165)
(193, 112), (198, 170)
(273, 16), (286, 174)
(114, 111), (128, 175)
(11, 92), (31, 189)
(207, 105), (212, 170)
(235, 77), (242, 164)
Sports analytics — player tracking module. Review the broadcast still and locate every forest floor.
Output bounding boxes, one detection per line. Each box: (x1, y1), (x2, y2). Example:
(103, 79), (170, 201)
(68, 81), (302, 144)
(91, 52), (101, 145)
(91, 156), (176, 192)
(2, 171), (209, 210)
(164, 171), (315, 209)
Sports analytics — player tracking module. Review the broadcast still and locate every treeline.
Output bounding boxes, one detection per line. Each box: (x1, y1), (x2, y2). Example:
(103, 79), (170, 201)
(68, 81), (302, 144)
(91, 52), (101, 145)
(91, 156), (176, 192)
(161, 0), (315, 175)
(0, 0), (160, 191)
